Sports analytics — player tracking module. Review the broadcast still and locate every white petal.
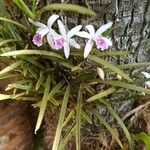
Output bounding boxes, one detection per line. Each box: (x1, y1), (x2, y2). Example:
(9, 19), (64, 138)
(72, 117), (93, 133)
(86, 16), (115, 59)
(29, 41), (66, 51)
(84, 39), (94, 58)
(51, 29), (60, 37)
(47, 32), (55, 49)
(142, 72), (150, 78)
(145, 81), (150, 87)
(75, 31), (90, 39)
(85, 25), (95, 36)
(69, 39), (81, 49)
(28, 18), (47, 28)
(47, 14), (59, 28)
(96, 22), (113, 36)
(97, 67), (105, 80)
(57, 20), (67, 38)
(36, 28), (49, 36)
(67, 25), (82, 38)
(64, 42), (70, 59)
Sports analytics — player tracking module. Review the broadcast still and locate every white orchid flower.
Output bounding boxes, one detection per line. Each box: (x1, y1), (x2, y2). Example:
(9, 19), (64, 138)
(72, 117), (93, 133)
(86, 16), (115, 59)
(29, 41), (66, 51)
(29, 14), (59, 48)
(53, 20), (82, 59)
(142, 72), (150, 87)
(76, 22), (113, 58)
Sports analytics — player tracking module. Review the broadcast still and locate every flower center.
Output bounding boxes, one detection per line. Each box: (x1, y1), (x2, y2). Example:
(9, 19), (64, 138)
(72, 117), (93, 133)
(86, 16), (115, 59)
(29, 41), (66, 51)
(95, 36), (111, 50)
(54, 37), (65, 50)
(32, 33), (43, 47)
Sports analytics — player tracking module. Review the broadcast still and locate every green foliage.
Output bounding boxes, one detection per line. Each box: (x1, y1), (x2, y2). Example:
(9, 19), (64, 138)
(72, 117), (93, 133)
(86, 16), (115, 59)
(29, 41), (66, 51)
(0, 1), (150, 150)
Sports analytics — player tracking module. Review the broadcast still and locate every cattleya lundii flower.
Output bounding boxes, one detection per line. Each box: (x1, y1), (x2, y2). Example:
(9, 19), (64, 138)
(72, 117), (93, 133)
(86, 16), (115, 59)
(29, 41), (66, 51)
(53, 20), (82, 59)
(29, 14), (59, 48)
(76, 22), (113, 58)
(142, 72), (150, 87)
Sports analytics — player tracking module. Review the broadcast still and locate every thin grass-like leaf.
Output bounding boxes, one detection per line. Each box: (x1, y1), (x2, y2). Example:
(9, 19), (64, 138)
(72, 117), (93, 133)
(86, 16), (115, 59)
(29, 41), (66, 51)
(37, 3), (96, 16)
(59, 122), (76, 149)
(35, 75), (51, 133)
(52, 85), (70, 150)
(93, 110), (123, 149)
(95, 80), (150, 95)
(0, 17), (27, 30)
(119, 62), (150, 69)
(0, 39), (17, 47)
(13, 0), (35, 19)
(87, 87), (116, 102)
(81, 110), (92, 124)
(88, 55), (133, 82)
(0, 60), (23, 77)
(1, 50), (64, 59)
(76, 84), (82, 150)
(49, 97), (59, 106)
(0, 94), (11, 100)
(36, 76), (44, 90)
(99, 99), (134, 150)
(62, 109), (75, 127)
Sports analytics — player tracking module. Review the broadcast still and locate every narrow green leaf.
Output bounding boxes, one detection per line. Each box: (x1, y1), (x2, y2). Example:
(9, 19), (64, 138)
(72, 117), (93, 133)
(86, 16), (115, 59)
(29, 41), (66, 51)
(99, 99), (134, 150)
(36, 76), (44, 90)
(35, 75), (51, 133)
(47, 80), (65, 100)
(52, 85), (70, 150)
(87, 87), (116, 102)
(62, 109), (75, 127)
(0, 39), (17, 47)
(1, 50), (64, 60)
(49, 97), (59, 106)
(0, 17), (27, 30)
(119, 62), (150, 69)
(0, 94), (11, 100)
(0, 60), (23, 77)
(81, 110), (92, 124)
(93, 110), (123, 149)
(97, 80), (150, 95)
(76, 84), (82, 150)
(135, 132), (150, 149)
(88, 55), (133, 82)
(37, 3), (96, 16)
(13, 0), (35, 19)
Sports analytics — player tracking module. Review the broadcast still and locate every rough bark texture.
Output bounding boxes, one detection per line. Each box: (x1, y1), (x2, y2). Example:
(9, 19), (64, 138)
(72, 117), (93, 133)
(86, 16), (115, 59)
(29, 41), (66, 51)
(43, 0), (150, 149)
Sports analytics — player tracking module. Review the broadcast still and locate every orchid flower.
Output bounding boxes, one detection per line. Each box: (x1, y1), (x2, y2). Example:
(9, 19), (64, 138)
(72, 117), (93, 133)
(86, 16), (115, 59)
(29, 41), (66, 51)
(142, 72), (150, 87)
(53, 20), (82, 59)
(29, 14), (59, 48)
(76, 22), (113, 58)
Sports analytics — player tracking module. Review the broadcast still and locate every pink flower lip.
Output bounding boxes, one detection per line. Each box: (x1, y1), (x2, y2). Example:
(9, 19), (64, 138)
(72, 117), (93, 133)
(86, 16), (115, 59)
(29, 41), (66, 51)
(32, 33), (43, 47)
(54, 36), (65, 50)
(95, 36), (112, 50)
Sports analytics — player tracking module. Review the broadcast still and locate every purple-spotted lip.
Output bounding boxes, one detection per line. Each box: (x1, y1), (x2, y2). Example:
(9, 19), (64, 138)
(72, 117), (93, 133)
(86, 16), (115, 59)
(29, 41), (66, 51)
(95, 36), (112, 50)
(32, 33), (43, 47)
(54, 36), (65, 50)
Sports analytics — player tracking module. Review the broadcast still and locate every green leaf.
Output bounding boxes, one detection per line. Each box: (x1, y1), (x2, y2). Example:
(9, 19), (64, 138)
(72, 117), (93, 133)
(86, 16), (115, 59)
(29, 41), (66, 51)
(36, 76), (44, 90)
(119, 62), (150, 69)
(62, 109), (75, 127)
(93, 110), (123, 149)
(0, 60), (23, 77)
(99, 99), (134, 150)
(13, 0), (35, 19)
(81, 110), (92, 124)
(52, 85), (70, 150)
(0, 39), (18, 47)
(0, 17), (27, 30)
(1, 50), (64, 60)
(0, 94), (11, 100)
(76, 84), (82, 150)
(37, 3), (96, 16)
(88, 55), (133, 82)
(35, 75), (51, 133)
(87, 87), (116, 102)
(135, 132), (150, 149)
(96, 80), (150, 95)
